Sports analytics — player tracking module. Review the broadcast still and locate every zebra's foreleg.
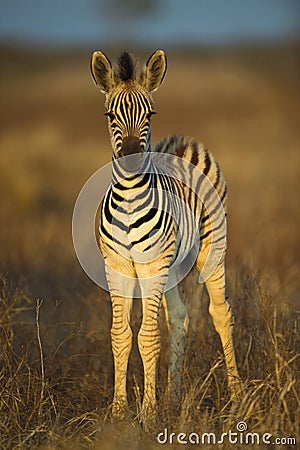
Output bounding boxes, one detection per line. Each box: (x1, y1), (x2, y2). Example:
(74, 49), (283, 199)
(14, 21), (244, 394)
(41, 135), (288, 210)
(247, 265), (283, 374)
(103, 257), (136, 419)
(163, 285), (187, 404)
(110, 295), (133, 419)
(204, 261), (240, 401)
(137, 294), (161, 421)
(135, 263), (169, 424)
(135, 254), (170, 428)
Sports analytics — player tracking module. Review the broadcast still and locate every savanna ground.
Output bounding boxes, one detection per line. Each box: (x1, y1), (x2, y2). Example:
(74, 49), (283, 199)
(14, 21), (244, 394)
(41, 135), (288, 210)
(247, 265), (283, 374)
(0, 43), (299, 449)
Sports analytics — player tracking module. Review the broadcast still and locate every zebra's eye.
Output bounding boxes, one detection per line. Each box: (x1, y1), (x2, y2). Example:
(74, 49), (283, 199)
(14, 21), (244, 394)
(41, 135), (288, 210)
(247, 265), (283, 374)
(146, 111), (156, 120)
(104, 111), (115, 121)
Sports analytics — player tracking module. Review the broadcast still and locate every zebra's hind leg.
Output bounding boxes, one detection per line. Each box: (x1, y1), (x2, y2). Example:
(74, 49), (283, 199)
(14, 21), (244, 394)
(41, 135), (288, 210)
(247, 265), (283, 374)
(204, 261), (241, 401)
(163, 285), (187, 405)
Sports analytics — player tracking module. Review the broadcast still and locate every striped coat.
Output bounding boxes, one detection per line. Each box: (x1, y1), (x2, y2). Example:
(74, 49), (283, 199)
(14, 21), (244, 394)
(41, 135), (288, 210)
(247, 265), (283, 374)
(90, 50), (240, 425)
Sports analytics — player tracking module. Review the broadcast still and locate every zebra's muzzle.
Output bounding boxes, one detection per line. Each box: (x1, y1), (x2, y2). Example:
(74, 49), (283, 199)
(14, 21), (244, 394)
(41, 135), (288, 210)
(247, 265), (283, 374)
(119, 136), (143, 157)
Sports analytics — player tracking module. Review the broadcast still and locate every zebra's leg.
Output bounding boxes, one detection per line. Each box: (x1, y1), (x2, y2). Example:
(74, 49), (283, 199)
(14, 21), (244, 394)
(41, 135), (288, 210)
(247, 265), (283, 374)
(110, 295), (133, 419)
(203, 260), (240, 400)
(137, 293), (161, 422)
(163, 285), (187, 404)
(135, 264), (169, 424)
(104, 257), (136, 419)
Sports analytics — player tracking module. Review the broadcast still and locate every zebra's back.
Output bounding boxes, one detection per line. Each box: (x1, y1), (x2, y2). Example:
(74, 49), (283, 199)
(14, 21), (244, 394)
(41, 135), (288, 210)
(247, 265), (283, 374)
(153, 135), (227, 212)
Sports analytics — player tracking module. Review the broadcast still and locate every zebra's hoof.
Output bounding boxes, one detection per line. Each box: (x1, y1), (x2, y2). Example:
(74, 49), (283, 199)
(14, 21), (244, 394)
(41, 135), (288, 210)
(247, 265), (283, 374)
(139, 403), (157, 432)
(229, 378), (243, 405)
(111, 400), (129, 420)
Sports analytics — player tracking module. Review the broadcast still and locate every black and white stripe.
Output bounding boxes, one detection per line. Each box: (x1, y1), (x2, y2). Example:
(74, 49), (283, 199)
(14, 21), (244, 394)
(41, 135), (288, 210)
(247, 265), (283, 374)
(107, 90), (154, 155)
(100, 135), (227, 278)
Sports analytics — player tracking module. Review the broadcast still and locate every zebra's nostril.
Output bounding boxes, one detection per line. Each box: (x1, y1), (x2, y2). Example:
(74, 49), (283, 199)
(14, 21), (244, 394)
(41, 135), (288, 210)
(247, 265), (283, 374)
(120, 136), (142, 156)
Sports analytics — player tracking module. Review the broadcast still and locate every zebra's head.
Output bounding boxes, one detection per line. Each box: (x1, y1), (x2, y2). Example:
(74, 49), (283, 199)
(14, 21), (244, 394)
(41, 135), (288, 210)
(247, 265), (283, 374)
(91, 50), (167, 159)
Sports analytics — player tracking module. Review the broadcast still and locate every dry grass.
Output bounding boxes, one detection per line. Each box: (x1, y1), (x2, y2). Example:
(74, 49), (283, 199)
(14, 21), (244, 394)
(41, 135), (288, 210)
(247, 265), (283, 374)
(0, 44), (299, 448)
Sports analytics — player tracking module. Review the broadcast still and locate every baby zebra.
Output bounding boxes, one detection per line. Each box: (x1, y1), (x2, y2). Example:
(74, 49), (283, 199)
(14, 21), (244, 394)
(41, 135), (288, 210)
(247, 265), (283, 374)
(90, 50), (240, 424)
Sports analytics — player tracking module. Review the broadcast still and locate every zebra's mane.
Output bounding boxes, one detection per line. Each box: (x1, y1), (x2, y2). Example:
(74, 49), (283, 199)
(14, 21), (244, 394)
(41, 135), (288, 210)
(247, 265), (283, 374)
(115, 52), (137, 82)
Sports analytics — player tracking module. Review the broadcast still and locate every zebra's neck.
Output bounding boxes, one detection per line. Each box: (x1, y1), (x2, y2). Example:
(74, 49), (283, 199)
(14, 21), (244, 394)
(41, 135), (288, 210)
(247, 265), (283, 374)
(111, 152), (154, 195)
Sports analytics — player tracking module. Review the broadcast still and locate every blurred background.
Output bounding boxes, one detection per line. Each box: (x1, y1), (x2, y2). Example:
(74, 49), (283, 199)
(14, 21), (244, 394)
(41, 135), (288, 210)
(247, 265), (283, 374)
(0, 0), (299, 325)
(1, 0), (299, 48)
(0, 1), (299, 447)
(1, 0), (299, 293)
(0, 0), (300, 288)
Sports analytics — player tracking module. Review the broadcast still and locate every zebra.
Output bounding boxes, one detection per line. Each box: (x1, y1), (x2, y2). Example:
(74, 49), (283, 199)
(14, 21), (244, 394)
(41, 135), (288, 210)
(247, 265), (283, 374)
(90, 50), (240, 423)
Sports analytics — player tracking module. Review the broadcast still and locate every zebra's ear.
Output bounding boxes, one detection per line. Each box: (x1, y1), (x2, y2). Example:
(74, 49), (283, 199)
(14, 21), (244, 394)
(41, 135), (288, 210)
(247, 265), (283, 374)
(140, 50), (167, 92)
(91, 51), (115, 94)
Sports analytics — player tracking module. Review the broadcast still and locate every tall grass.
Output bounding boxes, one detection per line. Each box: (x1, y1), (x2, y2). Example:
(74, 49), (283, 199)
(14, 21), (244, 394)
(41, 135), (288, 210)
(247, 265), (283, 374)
(0, 270), (299, 448)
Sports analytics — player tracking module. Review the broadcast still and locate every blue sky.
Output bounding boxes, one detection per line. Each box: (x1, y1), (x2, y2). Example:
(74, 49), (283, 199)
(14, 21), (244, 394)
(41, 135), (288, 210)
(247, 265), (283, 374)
(0, 0), (299, 48)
